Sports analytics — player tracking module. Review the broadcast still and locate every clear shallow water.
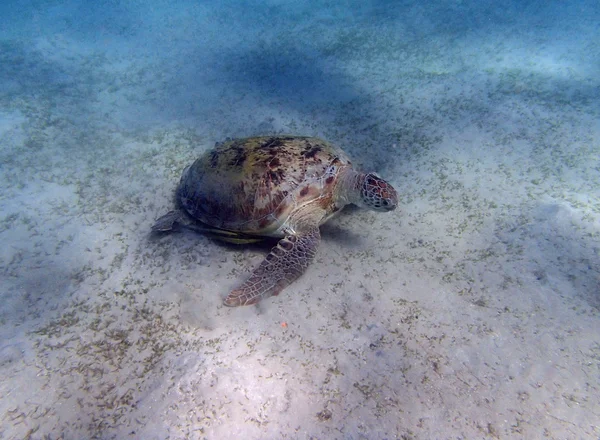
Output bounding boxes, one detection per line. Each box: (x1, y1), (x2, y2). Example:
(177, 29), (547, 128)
(0, 1), (599, 438)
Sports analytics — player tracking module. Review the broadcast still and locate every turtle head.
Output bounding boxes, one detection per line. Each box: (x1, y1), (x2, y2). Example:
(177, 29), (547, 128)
(356, 173), (398, 211)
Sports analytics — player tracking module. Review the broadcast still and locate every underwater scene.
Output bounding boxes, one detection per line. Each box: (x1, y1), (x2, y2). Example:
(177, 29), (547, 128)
(0, 0), (599, 438)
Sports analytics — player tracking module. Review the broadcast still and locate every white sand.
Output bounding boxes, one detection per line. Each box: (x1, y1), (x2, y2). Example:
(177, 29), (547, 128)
(0, 1), (599, 438)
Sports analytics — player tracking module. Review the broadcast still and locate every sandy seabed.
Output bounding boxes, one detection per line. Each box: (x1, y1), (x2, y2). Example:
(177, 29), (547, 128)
(0, 1), (599, 439)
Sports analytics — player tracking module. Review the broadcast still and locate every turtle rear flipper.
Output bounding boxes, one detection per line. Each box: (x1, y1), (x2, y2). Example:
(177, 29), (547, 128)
(152, 210), (187, 232)
(152, 209), (264, 243)
(152, 209), (203, 233)
(224, 226), (320, 306)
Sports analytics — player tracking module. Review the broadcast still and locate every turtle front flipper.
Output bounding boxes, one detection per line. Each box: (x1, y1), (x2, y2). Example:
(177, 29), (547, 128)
(224, 226), (321, 307)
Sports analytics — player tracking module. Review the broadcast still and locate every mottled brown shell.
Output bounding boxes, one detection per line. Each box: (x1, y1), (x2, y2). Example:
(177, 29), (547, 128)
(177, 136), (351, 235)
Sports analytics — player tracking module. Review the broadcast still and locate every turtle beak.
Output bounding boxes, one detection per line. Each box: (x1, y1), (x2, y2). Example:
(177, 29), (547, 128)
(383, 185), (398, 211)
(378, 190), (398, 211)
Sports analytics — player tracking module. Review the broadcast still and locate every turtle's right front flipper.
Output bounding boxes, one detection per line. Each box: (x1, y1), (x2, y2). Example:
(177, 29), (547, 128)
(223, 226), (321, 307)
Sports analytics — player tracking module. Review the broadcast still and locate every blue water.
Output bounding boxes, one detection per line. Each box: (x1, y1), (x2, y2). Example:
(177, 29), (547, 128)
(0, 1), (599, 438)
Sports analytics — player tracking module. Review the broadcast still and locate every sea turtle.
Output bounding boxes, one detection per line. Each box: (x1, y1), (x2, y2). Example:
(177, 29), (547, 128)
(153, 136), (398, 307)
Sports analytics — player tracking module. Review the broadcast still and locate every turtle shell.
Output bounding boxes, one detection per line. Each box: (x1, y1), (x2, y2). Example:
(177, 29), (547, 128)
(177, 136), (352, 236)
